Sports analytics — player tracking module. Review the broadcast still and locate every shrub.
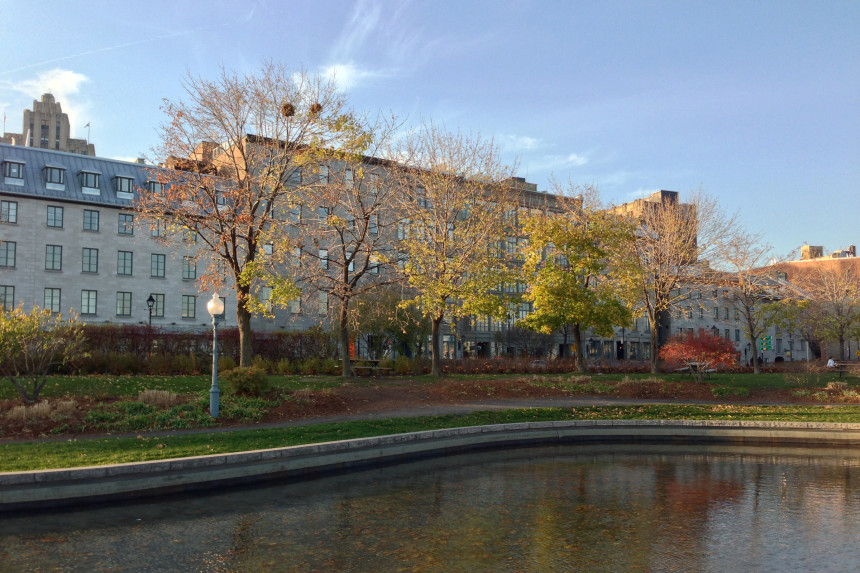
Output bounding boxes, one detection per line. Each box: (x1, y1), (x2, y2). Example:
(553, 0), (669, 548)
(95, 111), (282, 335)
(394, 356), (411, 375)
(251, 355), (273, 373)
(172, 353), (200, 375)
(222, 367), (271, 396)
(300, 358), (321, 375)
(321, 358), (340, 375)
(218, 356), (237, 372)
(138, 389), (178, 407)
(145, 353), (173, 375)
(276, 358), (295, 375)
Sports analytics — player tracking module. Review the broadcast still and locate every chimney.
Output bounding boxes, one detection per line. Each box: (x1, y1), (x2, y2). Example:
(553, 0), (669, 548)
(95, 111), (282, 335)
(850, 245), (856, 257)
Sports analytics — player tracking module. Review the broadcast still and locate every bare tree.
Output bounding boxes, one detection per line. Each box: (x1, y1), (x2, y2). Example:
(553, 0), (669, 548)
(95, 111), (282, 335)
(388, 123), (519, 376)
(797, 264), (860, 361)
(136, 62), (370, 366)
(621, 190), (740, 373)
(718, 231), (797, 373)
(277, 148), (403, 376)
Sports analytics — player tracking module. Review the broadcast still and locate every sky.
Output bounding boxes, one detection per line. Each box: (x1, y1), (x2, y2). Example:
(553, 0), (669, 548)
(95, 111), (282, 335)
(1, 0), (857, 258)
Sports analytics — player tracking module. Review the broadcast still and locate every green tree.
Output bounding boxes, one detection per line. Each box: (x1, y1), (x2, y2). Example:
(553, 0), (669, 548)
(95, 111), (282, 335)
(519, 185), (638, 371)
(137, 62), (370, 366)
(0, 305), (85, 403)
(389, 123), (518, 376)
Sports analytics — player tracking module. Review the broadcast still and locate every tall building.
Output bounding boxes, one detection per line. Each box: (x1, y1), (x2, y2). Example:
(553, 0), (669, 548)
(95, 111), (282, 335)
(1, 93), (95, 156)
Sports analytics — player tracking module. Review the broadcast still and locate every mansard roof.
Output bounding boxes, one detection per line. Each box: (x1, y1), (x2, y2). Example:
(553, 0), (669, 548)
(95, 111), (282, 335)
(0, 143), (159, 207)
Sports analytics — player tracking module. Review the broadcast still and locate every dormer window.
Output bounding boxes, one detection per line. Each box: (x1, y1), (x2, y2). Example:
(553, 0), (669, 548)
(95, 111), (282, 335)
(115, 176), (135, 199)
(146, 180), (163, 194)
(3, 161), (24, 185)
(44, 166), (66, 191)
(80, 171), (100, 195)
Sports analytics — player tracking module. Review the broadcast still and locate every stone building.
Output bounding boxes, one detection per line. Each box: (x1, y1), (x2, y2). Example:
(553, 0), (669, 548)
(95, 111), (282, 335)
(1, 94), (95, 156)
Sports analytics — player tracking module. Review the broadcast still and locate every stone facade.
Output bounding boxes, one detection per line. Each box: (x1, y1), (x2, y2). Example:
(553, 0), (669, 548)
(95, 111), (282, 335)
(1, 93), (95, 156)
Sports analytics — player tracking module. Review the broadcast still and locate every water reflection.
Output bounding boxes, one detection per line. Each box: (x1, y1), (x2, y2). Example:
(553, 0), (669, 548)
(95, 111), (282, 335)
(2, 444), (860, 572)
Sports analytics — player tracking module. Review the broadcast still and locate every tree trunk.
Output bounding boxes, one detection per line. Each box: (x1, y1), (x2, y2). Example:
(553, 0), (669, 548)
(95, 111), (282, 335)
(236, 289), (253, 367)
(561, 326), (569, 359)
(431, 314), (444, 377)
(752, 336), (761, 374)
(340, 302), (352, 378)
(649, 319), (660, 374)
(572, 324), (585, 372)
(839, 335), (846, 361)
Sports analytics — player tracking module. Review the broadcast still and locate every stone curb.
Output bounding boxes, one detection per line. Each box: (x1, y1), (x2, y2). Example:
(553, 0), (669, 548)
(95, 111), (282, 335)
(3, 419), (860, 512)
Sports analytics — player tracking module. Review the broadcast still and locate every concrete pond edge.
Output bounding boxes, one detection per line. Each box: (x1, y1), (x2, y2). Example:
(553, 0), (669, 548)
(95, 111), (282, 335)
(4, 419), (860, 512)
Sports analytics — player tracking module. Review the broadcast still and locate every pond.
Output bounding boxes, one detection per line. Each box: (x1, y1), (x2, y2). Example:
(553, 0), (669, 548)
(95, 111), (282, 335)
(2, 444), (860, 572)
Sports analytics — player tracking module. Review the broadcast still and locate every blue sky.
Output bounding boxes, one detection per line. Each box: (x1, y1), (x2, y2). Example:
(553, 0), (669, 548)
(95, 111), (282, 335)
(1, 0), (857, 258)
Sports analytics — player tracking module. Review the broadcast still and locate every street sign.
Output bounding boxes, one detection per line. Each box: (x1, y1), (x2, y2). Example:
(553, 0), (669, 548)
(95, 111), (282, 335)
(759, 336), (772, 351)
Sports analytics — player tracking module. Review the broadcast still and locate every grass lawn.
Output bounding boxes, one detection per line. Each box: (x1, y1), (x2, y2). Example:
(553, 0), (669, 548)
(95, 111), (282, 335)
(4, 404), (860, 472)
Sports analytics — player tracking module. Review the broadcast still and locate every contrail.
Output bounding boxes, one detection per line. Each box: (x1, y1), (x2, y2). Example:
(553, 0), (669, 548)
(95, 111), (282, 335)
(0, 27), (211, 76)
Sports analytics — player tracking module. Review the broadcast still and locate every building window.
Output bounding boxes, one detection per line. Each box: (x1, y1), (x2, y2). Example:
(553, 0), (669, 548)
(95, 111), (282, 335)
(83, 209), (100, 231)
(713, 307), (719, 319)
(115, 176), (134, 195)
(344, 168), (354, 188)
(0, 200), (17, 223)
(253, 286), (270, 312)
(290, 295), (301, 314)
(4, 161), (24, 180)
(118, 213), (134, 235)
(0, 285), (13, 310)
(151, 254), (166, 278)
(146, 180), (163, 194)
(734, 309), (740, 321)
(45, 167), (65, 185)
(47, 205), (64, 228)
(735, 329), (740, 342)
(318, 165), (329, 184)
(151, 221), (164, 237)
(116, 292), (132, 316)
(81, 290), (97, 315)
(0, 241), (15, 267)
(82, 248), (99, 273)
(149, 293), (164, 317)
(184, 227), (197, 243)
(318, 292), (328, 315)
(262, 243), (273, 255)
(320, 249), (328, 270)
(182, 257), (196, 280)
(117, 251), (133, 275)
(182, 295), (196, 319)
(698, 307), (704, 319)
(44, 288), (61, 313)
(723, 307), (729, 320)
(80, 171), (100, 191)
(45, 245), (63, 271)
(724, 329), (731, 340)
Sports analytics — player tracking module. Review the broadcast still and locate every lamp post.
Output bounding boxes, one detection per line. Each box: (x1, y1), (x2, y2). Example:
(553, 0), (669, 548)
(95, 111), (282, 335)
(206, 293), (225, 418)
(146, 294), (155, 326)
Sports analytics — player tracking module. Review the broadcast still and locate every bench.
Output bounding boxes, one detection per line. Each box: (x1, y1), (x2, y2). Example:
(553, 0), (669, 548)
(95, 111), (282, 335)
(830, 362), (858, 379)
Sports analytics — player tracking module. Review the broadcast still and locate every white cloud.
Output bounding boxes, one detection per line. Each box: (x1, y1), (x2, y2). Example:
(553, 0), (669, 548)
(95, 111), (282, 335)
(498, 134), (540, 152)
(3, 69), (92, 135)
(321, 62), (388, 91)
(526, 151), (589, 172)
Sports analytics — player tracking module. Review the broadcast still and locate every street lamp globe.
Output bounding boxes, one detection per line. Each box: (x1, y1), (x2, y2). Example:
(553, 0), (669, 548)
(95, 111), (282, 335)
(207, 293), (224, 317)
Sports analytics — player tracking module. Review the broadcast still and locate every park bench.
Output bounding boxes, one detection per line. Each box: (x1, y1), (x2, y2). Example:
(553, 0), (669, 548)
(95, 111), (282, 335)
(350, 361), (392, 377)
(675, 362), (716, 380)
(830, 361), (858, 379)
